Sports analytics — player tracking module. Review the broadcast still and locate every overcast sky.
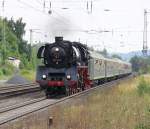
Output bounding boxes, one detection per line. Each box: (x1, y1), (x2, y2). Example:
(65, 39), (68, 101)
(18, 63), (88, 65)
(1, 0), (150, 53)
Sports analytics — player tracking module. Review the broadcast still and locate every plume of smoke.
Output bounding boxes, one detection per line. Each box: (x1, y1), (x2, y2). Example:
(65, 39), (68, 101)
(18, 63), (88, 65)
(46, 16), (74, 39)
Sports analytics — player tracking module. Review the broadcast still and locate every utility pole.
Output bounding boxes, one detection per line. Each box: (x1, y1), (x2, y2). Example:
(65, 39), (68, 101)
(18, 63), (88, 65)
(30, 29), (33, 46)
(48, 1), (52, 14)
(29, 29), (41, 45)
(43, 0), (45, 12)
(142, 9), (148, 56)
(86, 1), (93, 14)
(2, 0), (6, 64)
(29, 29), (33, 61)
(29, 29), (41, 68)
(29, 29), (36, 68)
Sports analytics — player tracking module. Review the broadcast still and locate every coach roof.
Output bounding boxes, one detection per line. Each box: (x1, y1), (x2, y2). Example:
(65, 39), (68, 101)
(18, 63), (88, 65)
(89, 51), (106, 60)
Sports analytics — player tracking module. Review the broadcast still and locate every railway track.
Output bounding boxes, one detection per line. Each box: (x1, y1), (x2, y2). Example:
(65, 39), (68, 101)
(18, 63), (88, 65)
(0, 83), (41, 99)
(0, 92), (64, 114)
(0, 75), (133, 125)
(0, 97), (46, 113)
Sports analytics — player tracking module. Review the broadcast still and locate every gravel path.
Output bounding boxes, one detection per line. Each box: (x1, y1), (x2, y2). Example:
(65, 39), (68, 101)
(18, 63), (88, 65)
(6, 74), (31, 84)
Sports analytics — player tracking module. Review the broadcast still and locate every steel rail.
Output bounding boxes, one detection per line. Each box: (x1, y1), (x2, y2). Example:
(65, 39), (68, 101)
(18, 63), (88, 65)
(0, 97), (46, 113)
(0, 83), (38, 91)
(0, 83), (41, 100)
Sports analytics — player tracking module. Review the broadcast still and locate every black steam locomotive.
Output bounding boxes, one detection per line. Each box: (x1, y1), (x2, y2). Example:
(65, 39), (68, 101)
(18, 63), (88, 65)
(36, 37), (91, 97)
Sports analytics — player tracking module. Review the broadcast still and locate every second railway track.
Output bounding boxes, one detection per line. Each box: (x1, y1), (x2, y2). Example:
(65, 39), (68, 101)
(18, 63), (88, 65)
(0, 97), (46, 114)
(0, 83), (41, 99)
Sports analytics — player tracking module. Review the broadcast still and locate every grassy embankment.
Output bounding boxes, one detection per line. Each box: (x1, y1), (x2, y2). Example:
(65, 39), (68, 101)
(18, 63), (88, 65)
(20, 69), (36, 81)
(0, 63), (16, 80)
(51, 75), (150, 129)
(0, 63), (35, 81)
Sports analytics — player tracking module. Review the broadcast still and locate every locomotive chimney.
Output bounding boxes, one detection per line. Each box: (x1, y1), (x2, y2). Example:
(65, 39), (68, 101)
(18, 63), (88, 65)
(55, 37), (63, 43)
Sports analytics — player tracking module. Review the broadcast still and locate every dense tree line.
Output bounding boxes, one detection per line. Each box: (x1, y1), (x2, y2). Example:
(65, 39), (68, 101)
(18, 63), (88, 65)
(95, 48), (122, 60)
(0, 17), (33, 69)
(130, 56), (150, 74)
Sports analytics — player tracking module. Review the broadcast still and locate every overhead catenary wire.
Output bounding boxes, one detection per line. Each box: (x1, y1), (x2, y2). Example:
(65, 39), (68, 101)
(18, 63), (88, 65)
(35, 0), (94, 14)
(39, 0), (95, 3)
(17, 0), (71, 26)
(1, 0), (146, 53)
(17, 0), (84, 31)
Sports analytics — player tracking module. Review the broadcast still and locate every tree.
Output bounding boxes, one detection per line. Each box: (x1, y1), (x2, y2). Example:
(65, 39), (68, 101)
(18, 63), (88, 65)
(130, 56), (141, 72)
(96, 48), (108, 57)
(5, 18), (31, 60)
(2, 17), (35, 69)
(130, 56), (150, 73)
(0, 18), (19, 64)
(111, 54), (122, 59)
(6, 18), (25, 40)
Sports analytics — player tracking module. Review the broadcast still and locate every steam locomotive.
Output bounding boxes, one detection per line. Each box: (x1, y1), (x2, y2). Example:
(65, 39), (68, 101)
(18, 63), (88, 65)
(36, 37), (132, 97)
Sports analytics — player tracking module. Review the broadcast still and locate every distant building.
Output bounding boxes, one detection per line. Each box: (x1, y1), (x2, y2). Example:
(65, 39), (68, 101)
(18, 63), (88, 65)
(7, 57), (21, 68)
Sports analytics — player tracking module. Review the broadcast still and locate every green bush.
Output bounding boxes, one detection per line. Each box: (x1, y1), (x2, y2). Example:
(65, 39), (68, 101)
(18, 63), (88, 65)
(0, 62), (16, 78)
(2, 67), (14, 75)
(19, 61), (25, 69)
(20, 69), (30, 74)
(0, 69), (3, 76)
(137, 77), (150, 96)
(135, 123), (150, 129)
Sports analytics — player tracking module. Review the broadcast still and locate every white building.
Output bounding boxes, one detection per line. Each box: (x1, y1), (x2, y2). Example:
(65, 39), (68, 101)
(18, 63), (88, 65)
(7, 57), (21, 68)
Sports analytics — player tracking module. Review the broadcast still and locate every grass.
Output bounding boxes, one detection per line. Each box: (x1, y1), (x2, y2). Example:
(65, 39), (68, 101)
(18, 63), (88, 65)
(0, 62), (16, 80)
(20, 69), (36, 81)
(50, 76), (150, 129)
(137, 77), (150, 96)
(0, 68), (36, 81)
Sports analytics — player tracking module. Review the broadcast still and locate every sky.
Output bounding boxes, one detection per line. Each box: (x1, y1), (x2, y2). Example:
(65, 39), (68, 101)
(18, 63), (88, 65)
(0, 0), (150, 53)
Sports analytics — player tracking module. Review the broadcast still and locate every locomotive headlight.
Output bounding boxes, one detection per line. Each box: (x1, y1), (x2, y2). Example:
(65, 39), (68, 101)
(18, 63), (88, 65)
(66, 75), (71, 80)
(55, 47), (59, 52)
(42, 75), (47, 79)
